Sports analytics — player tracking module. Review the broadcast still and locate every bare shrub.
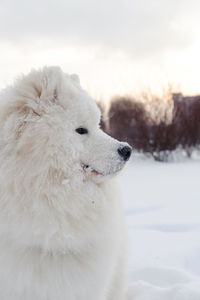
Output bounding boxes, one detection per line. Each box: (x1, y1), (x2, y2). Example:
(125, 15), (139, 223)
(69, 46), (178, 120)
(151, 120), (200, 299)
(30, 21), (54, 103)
(107, 95), (175, 161)
(172, 94), (200, 155)
(108, 97), (149, 151)
(104, 91), (200, 161)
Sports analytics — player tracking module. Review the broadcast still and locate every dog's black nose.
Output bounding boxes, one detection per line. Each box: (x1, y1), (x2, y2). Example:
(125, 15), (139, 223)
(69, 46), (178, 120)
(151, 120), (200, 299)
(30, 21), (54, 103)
(117, 146), (132, 161)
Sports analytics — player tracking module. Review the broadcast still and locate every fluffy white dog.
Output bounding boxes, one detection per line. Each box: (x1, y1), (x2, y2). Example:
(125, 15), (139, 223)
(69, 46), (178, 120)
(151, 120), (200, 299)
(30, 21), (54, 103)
(0, 66), (132, 300)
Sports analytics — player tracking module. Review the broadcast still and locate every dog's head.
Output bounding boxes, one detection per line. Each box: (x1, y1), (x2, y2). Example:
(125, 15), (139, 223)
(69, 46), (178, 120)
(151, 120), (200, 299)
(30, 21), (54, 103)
(0, 66), (132, 251)
(0, 66), (132, 186)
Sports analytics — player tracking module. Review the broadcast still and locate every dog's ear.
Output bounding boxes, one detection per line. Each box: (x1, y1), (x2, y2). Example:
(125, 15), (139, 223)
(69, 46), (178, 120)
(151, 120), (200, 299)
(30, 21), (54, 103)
(39, 66), (64, 105)
(1, 66), (69, 126)
(0, 67), (66, 144)
(17, 66), (63, 105)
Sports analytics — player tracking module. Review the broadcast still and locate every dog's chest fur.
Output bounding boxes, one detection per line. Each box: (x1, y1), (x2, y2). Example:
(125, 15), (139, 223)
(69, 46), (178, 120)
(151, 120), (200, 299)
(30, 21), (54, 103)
(0, 181), (124, 300)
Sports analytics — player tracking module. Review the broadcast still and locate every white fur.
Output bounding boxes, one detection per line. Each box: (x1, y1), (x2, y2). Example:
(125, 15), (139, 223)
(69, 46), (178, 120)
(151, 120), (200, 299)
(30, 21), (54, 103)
(0, 66), (130, 300)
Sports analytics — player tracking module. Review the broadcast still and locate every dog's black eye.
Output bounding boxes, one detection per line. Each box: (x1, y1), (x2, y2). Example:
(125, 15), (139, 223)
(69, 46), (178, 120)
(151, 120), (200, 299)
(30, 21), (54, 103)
(76, 127), (88, 135)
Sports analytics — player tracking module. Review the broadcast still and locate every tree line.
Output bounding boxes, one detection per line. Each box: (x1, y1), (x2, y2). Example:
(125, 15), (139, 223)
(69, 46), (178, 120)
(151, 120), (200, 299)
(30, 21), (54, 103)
(99, 92), (200, 161)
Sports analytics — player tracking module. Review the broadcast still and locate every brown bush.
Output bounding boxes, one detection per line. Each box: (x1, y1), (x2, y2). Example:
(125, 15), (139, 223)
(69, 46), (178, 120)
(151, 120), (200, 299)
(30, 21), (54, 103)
(172, 94), (200, 155)
(106, 93), (200, 161)
(108, 97), (149, 151)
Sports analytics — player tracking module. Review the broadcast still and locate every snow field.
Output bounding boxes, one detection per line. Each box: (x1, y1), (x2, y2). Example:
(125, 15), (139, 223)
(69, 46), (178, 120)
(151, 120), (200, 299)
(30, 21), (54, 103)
(118, 156), (200, 300)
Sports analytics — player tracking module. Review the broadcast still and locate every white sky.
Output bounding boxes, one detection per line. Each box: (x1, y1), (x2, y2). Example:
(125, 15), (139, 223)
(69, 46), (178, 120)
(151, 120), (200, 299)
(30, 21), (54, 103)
(0, 0), (200, 100)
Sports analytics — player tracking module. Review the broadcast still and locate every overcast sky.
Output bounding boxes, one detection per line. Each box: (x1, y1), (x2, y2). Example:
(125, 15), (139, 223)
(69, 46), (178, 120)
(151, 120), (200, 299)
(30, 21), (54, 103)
(0, 0), (200, 99)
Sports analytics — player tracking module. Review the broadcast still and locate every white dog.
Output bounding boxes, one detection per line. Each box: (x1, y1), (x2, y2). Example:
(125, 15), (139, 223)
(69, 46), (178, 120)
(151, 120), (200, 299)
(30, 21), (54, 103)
(0, 66), (132, 300)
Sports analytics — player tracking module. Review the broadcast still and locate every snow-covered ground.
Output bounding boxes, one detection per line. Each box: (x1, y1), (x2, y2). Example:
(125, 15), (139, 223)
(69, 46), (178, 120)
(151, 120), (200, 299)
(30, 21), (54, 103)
(118, 155), (200, 300)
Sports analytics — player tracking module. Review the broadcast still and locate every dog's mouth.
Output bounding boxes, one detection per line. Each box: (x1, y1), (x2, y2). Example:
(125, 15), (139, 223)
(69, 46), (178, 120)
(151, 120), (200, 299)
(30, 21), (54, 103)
(82, 164), (104, 176)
